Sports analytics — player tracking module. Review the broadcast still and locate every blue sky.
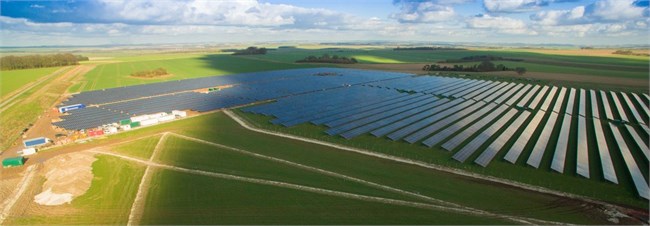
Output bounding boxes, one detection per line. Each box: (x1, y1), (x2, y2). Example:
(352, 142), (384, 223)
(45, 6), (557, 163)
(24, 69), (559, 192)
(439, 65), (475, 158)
(0, 0), (648, 46)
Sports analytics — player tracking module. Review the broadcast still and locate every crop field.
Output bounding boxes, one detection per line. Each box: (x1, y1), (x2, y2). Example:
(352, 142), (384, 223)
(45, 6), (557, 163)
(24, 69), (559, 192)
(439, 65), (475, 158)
(75, 54), (315, 92)
(6, 155), (145, 224)
(0, 67), (62, 98)
(241, 48), (649, 79)
(111, 134), (162, 160)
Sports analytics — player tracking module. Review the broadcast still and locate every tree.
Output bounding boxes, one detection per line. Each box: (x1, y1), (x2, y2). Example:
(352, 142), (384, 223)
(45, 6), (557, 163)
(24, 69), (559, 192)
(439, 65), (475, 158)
(477, 60), (495, 72)
(515, 67), (527, 75)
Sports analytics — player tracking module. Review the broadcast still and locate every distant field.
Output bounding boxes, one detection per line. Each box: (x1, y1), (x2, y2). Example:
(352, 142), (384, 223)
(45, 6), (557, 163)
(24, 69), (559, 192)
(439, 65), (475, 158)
(7, 155), (145, 224)
(0, 67), (61, 98)
(77, 54), (315, 91)
(241, 48), (649, 79)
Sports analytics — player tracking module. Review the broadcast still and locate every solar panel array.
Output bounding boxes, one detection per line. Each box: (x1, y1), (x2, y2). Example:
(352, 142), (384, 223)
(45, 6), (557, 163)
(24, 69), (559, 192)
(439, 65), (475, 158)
(244, 72), (649, 200)
(56, 67), (649, 200)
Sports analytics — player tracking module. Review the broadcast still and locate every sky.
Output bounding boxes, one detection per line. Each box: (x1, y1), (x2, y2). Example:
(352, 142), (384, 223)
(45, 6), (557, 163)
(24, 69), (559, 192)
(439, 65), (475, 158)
(0, 0), (648, 47)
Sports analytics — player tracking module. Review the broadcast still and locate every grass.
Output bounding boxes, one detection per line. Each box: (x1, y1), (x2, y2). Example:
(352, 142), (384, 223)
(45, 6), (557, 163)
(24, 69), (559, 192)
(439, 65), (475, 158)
(234, 109), (647, 210)
(140, 169), (511, 225)
(155, 135), (424, 202)
(0, 67), (62, 99)
(79, 54), (317, 91)
(110, 134), (162, 160)
(8, 155), (145, 224)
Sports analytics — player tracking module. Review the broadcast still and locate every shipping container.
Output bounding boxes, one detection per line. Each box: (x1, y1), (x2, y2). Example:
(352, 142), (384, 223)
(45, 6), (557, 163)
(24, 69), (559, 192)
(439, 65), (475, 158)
(2, 156), (25, 168)
(105, 127), (118, 134)
(130, 121), (141, 128)
(172, 110), (187, 117)
(58, 104), (86, 113)
(119, 119), (131, 125)
(130, 115), (150, 123)
(140, 118), (158, 126)
(23, 137), (49, 148)
(158, 115), (175, 122)
(21, 148), (37, 156)
(121, 124), (131, 130)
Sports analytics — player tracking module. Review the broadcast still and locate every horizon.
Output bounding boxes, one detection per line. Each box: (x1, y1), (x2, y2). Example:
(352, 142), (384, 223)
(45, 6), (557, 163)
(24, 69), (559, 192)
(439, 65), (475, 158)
(1, 0), (649, 47)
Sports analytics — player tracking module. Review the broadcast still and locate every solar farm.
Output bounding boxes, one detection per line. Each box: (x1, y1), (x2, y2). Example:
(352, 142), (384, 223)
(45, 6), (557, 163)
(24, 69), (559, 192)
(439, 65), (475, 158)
(52, 67), (650, 201)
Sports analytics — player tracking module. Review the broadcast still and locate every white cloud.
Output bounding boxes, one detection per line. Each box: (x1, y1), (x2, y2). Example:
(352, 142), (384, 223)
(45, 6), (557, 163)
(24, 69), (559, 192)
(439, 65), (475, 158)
(391, 0), (470, 23)
(482, 0), (578, 13)
(467, 14), (536, 34)
(531, 0), (646, 25)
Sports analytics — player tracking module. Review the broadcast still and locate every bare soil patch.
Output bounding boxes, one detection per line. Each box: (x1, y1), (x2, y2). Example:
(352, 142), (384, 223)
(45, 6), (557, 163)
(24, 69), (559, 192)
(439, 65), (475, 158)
(34, 152), (97, 205)
(129, 73), (174, 80)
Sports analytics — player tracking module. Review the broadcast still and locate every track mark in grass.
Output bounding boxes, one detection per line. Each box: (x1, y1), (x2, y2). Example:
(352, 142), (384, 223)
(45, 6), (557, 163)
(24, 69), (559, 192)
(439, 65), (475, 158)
(127, 132), (168, 225)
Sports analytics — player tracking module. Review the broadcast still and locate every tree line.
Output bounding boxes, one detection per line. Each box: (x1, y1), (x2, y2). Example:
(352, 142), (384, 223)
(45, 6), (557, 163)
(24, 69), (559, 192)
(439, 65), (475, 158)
(1, 53), (89, 70)
(443, 55), (523, 63)
(130, 68), (168, 78)
(423, 61), (526, 75)
(231, 46), (268, 55)
(394, 47), (465, 51)
(296, 54), (358, 64)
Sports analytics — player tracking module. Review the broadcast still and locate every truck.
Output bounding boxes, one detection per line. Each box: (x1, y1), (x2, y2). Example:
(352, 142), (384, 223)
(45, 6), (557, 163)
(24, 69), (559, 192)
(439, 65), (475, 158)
(58, 104), (86, 113)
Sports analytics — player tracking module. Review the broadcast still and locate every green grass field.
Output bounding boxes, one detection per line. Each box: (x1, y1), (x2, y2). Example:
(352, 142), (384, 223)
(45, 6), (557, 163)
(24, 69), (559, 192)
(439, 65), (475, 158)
(140, 169), (510, 225)
(110, 134), (162, 160)
(78, 54), (316, 91)
(7, 155), (145, 224)
(0, 67), (62, 98)
(242, 48), (649, 78)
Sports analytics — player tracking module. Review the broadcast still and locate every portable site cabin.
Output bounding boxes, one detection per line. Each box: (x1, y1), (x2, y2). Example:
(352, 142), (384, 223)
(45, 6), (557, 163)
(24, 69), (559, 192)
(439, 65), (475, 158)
(2, 156), (25, 168)
(21, 148), (37, 156)
(58, 104), (86, 113)
(23, 137), (49, 148)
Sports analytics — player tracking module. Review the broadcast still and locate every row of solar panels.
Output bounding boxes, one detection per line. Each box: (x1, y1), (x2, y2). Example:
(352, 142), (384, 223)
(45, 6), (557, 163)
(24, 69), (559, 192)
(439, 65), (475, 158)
(61, 68), (410, 106)
(245, 78), (649, 199)
(54, 68), (411, 130)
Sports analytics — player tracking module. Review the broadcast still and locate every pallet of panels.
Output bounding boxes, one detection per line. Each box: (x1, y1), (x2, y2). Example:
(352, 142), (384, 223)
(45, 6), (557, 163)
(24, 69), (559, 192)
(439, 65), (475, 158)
(474, 111), (531, 167)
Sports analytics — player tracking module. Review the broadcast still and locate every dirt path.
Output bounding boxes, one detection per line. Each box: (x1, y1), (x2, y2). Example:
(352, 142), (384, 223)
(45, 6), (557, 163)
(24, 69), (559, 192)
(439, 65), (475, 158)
(90, 149), (554, 225)
(223, 109), (643, 222)
(0, 165), (37, 225)
(127, 132), (168, 225)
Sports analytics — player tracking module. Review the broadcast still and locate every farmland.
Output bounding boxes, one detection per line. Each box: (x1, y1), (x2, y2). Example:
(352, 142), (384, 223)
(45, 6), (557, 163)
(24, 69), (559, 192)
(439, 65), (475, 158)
(0, 67), (63, 99)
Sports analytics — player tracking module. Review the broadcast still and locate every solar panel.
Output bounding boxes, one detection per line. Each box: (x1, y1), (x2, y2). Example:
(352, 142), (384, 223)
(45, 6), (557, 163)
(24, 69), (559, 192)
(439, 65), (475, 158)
(610, 91), (629, 122)
(505, 84), (532, 106)
(485, 83), (516, 103)
(324, 94), (429, 128)
(600, 90), (615, 120)
(578, 89), (587, 117)
(473, 82), (507, 102)
(503, 110), (545, 163)
(526, 112), (558, 168)
(340, 98), (449, 139)
(474, 111), (531, 167)
(551, 113), (572, 173)
(420, 102), (497, 147)
(515, 85), (540, 107)
(621, 92), (646, 125)
(371, 98), (465, 137)
(576, 115), (589, 178)
(624, 125), (650, 161)
(631, 93), (650, 120)
(443, 104), (509, 152)
(466, 81), (498, 100)
(527, 86), (549, 109)
(565, 88), (576, 115)
(608, 122), (650, 200)
(400, 101), (485, 143)
(451, 107), (516, 162)
(551, 87), (567, 113)
(538, 86), (558, 111)
(593, 118), (618, 183)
